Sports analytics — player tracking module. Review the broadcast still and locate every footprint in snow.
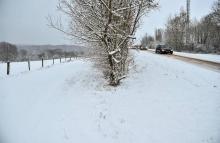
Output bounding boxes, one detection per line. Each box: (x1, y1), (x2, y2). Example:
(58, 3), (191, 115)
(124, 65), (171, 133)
(120, 119), (126, 124)
(99, 112), (106, 120)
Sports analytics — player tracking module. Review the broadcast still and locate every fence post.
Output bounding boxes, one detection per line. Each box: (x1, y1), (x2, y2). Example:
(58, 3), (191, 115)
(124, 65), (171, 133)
(28, 58), (30, 71)
(7, 62), (10, 75)
(70, 57), (72, 61)
(42, 58), (44, 67)
(53, 58), (54, 65)
(60, 57), (61, 63)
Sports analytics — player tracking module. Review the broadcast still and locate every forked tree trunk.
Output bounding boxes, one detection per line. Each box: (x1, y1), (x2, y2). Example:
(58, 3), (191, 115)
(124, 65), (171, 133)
(108, 54), (119, 86)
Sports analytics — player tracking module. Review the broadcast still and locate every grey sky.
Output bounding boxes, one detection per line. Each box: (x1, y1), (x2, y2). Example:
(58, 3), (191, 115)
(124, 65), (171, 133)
(0, 0), (216, 45)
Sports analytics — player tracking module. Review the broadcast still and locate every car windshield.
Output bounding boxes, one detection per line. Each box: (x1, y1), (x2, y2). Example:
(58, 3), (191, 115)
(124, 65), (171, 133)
(157, 45), (166, 48)
(161, 45), (166, 48)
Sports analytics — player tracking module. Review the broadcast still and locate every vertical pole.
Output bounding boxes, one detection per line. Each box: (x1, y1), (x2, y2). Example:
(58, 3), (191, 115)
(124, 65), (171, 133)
(6, 44), (9, 63)
(70, 57), (71, 61)
(42, 58), (44, 67)
(28, 58), (30, 71)
(186, 0), (190, 45)
(7, 62), (10, 75)
(53, 58), (54, 65)
(60, 57), (61, 63)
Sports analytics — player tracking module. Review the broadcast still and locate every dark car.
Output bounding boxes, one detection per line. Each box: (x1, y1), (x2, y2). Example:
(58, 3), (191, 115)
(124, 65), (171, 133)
(155, 45), (173, 54)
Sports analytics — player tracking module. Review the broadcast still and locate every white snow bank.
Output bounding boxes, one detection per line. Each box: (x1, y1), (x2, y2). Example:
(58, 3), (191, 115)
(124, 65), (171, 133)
(0, 51), (220, 143)
(174, 52), (220, 63)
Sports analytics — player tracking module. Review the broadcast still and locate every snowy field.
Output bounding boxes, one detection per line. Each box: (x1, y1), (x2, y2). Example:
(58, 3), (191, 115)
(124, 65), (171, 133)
(0, 51), (220, 143)
(0, 58), (69, 78)
(174, 52), (220, 63)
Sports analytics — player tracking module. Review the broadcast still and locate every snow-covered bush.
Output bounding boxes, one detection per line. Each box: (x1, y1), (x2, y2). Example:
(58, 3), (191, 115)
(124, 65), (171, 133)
(48, 0), (158, 86)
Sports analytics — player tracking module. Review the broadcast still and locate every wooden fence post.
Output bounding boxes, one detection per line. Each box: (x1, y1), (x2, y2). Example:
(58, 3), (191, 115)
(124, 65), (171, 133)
(42, 58), (44, 67)
(7, 62), (10, 75)
(53, 58), (54, 65)
(28, 59), (30, 71)
(60, 57), (61, 63)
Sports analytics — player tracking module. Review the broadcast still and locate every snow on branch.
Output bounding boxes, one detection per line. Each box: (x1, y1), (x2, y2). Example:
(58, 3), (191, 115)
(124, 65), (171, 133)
(109, 48), (120, 56)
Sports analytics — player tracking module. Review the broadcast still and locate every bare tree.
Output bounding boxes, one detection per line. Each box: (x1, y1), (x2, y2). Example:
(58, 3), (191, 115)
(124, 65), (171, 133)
(141, 33), (154, 48)
(19, 49), (28, 61)
(212, 0), (220, 25)
(48, 0), (158, 86)
(155, 28), (163, 42)
(211, 0), (220, 52)
(164, 9), (187, 51)
(189, 1), (220, 53)
(0, 42), (18, 62)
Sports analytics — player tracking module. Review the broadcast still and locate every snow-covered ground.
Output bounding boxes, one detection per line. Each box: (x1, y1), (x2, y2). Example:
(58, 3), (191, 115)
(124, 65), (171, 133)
(0, 51), (220, 143)
(174, 52), (220, 63)
(0, 58), (69, 78)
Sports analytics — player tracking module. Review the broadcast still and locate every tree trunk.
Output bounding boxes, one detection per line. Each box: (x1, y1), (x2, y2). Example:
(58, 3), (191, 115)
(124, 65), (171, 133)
(108, 54), (119, 86)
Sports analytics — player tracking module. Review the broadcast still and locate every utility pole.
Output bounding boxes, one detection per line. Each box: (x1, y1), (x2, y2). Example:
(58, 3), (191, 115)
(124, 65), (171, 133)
(186, 0), (190, 45)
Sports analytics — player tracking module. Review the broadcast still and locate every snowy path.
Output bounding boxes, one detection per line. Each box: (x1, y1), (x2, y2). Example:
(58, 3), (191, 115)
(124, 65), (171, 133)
(0, 51), (220, 143)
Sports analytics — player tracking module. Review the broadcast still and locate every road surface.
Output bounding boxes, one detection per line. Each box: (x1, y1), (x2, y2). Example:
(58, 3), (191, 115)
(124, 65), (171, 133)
(146, 49), (220, 72)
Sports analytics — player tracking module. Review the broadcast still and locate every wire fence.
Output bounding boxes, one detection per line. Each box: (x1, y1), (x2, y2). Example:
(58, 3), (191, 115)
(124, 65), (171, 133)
(0, 56), (76, 76)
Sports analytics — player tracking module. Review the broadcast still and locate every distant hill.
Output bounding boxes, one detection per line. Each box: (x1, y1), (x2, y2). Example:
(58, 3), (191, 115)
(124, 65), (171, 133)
(0, 43), (91, 61)
(15, 44), (90, 60)
(16, 44), (87, 53)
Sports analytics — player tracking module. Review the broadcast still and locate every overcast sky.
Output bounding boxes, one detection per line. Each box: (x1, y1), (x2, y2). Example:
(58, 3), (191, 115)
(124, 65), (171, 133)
(0, 0), (216, 45)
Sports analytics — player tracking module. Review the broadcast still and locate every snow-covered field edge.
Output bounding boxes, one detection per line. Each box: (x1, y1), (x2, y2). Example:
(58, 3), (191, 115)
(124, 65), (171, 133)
(0, 58), (81, 78)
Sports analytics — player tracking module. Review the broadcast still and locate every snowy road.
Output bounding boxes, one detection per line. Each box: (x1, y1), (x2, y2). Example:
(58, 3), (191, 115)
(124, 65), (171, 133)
(0, 51), (220, 143)
(147, 49), (220, 72)
(169, 54), (220, 72)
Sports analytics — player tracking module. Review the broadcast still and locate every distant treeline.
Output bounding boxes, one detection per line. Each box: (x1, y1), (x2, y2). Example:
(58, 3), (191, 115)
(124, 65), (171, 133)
(0, 42), (86, 62)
